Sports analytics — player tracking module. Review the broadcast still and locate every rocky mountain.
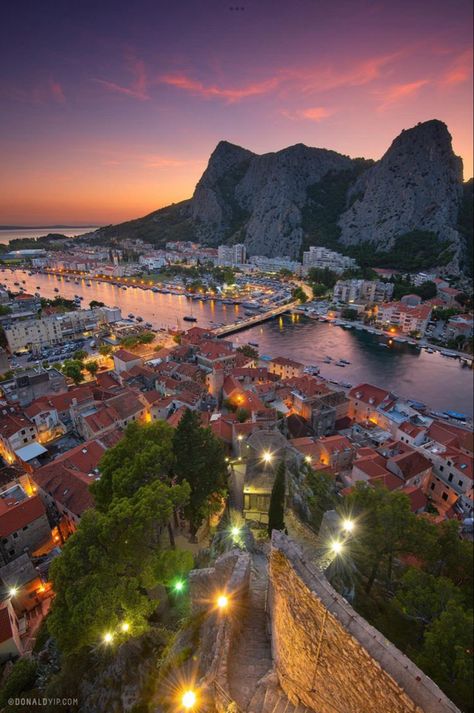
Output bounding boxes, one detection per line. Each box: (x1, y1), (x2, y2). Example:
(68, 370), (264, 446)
(92, 120), (469, 273)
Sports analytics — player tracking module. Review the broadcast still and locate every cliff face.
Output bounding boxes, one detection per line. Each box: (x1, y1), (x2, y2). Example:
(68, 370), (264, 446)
(93, 120), (468, 272)
(338, 120), (464, 252)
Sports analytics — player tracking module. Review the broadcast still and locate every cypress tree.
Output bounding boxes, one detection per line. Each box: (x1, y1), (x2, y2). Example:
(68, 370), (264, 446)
(268, 460), (286, 537)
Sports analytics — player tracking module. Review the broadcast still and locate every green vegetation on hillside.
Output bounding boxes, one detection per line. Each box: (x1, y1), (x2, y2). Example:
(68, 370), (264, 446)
(301, 159), (374, 253)
(458, 179), (473, 276)
(346, 230), (454, 271)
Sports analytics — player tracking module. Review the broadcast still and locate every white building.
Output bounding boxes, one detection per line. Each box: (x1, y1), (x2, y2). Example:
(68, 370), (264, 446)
(302, 246), (357, 274)
(249, 255), (300, 273)
(217, 244), (247, 267)
(333, 279), (393, 305)
(376, 302), (432, 336)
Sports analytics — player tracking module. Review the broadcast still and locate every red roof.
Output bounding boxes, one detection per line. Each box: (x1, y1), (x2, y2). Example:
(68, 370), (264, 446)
(349, 383), (391, 407)
(114, 349), (142, 363)
(0, 496), (46, 537)
(270, 356), (304, 369)
(33, 463), (95, 517)
(402, 485), (428, 512)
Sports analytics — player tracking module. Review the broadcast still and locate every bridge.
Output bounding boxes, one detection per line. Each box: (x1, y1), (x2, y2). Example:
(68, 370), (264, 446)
(213, 301), (298, 337)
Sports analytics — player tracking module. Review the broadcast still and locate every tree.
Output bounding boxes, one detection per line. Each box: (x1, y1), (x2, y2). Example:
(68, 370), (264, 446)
(237, 344), (258, 360)
(279, 268), (293, 279)
(91, 421), (175, 511)
(341, 307), (358, 321)
(305, 467), (337, 530)
(268, 461), (286, 537)
(173, 409), (227, 540)
(74, 349), (88, 362)
(0, 659), (38, 707)
(394, 568), (462, 627)
(236, 407), (250, 423)
(346, 483), (427, 594)
(416, 602), (473, 711)
(312, 282), (327, 298)
(48, 479), (190, 655)
(85, 360), (99, 376)
(89, 300), (105, 308)
(307, 267), (338, 288)
(61, 359), (84, 384)
(137, 331), (154, 344)
(99, 344), (113, 357)
(292, 286), (307, 303)
(0, 304), (11, 316)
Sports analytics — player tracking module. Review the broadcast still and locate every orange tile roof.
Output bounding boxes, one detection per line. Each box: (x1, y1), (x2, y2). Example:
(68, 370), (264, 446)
(0, 496), (46, 537)
(0, 603), (16, 645)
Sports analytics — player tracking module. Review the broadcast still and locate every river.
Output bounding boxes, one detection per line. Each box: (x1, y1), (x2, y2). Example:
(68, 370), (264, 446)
(2, 269), (473, 416)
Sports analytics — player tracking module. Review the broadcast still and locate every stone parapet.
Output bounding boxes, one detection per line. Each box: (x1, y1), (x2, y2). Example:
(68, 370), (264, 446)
(269, 531), (460, 713)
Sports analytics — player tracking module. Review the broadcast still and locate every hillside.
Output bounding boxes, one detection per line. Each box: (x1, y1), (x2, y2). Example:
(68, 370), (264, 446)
(90, 120), (470, 274)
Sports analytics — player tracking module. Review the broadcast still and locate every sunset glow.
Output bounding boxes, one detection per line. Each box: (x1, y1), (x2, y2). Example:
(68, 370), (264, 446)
(0, 0), (472, 225)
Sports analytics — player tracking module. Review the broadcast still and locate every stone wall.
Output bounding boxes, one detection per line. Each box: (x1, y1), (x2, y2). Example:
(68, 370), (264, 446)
(190, 549), (251, 713)
(269, 532), (460, 713)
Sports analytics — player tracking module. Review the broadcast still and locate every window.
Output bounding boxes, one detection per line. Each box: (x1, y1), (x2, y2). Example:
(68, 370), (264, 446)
(12, 532), (18, 539)
(458, 480), (463, 487)
(442, 492), (448, 501)
(430, 483), (435, 490)
(448, 474), (453, 482)
(439, 465), (444, 472)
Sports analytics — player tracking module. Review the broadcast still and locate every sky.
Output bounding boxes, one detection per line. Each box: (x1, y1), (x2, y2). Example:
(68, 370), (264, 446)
(0, 0), (472, 226)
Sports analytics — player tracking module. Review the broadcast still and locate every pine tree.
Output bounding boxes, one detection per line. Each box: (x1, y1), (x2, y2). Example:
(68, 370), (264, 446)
(268, 460), (286, 538)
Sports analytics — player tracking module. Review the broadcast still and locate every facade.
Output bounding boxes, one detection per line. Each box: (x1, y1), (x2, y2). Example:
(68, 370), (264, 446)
(217, 243), (247, 267)
(0, 599), (22, 661)
(269, 357), (305, 380)
(376, 302), (432, 336)
(0, 495), (51, 564)
(302, 246), (357, 274)
(0, 412), (37, 463)
(333, 279), (394, 305)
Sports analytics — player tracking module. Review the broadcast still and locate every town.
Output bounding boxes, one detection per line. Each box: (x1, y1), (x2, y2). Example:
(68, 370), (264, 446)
(0, 238), (472, 712)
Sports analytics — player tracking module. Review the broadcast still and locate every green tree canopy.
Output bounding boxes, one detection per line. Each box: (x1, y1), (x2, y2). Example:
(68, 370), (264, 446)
(61, 359), (84, 384)
(394, 567), (462, 626)
(173, 409), (227, 538)
(416, 602), (473, 711)
(48, 479), (190, 655)
(91, 421), (175, 511)
(268, 460), (286, 537)
(99, 344), (113, 356)
(85, 360), (99, 376)
(306, 467), (337, 531)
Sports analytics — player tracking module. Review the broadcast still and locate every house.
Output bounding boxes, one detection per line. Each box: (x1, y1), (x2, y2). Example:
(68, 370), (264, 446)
(24, 398), (64, 443)
(268, 356), (304, 380)
(348, 384), (393, 424)
(0, 598), (22, 661)
(12, 369), (67, 407)
(0, 495), (51, 565)
(316, 435), (355, 472)
(32, 438), (109, 536)
(437, 285), (463, 306)
(113, 349), (143, 374)
(385, 448), (432, 489)
(0, 412), (37, 466)
(78, 389), (147, 439)
(0, 554), (46, 613)
(196, 340), (236, 371)
(376, 302), (432, 336)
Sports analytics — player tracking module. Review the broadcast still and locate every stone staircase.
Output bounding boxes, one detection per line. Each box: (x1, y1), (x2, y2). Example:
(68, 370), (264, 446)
(228, 552), (273, 709)
(227, 552), (314, 713)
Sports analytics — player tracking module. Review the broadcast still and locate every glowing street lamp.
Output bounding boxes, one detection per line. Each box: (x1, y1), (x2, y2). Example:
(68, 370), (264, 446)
(8, 586), (18, 598)
(231, 526), (240, 540)
(341, 519), (354, 534)
(103, 632), (114, 644)
(330, 540), (344, 556)
(173, 579), (185, 594)
(305, 455), (312, 464)
(262, 451), (273, 464)
(120, 622), (130, 633)
(181, 690), (197, 709)
(216, 594), (229, 610)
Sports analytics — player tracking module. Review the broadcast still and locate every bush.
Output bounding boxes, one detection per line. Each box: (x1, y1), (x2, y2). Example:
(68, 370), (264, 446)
(0, 659), (38, 706)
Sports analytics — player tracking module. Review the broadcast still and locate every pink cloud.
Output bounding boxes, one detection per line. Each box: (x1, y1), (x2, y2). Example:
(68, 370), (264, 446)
(375, 79), (429, 111)
(159, 73), (281, 102)
(282, 106), (333, 121)
(94, 55), (149, 100)
(0, 78), (65, 105)
(439, 48), (473, 87)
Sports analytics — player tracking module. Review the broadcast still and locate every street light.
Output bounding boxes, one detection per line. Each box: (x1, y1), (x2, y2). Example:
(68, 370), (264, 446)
(173, 579), (185, 594)
(341, 519), (354, 534)
(103, 632), (114, 644)
(262, 451), (273, 464)
(120, 622), (130, 633)
(216, 594), (229, 610)
(330, 540), (344, 556)
(181, 690), (197, 709)
(8, 586), (18, 598)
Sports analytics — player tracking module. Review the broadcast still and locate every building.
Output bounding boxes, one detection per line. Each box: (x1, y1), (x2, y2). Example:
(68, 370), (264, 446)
(302, 246), (357, 274)
(0, 598), (22, 661)
(0, 412), (37, 463)
(217, 244), (247, 267)
(376, 302), (432, 336)
(348, 384), (393, 424)
(0, 495), (51, 564)
(249, 255), (301, 274)
(5, 368), (67, 407)
(268, 357), (305, 380)
(113, 349), (143, 374)
(333, 279), (393, 305)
